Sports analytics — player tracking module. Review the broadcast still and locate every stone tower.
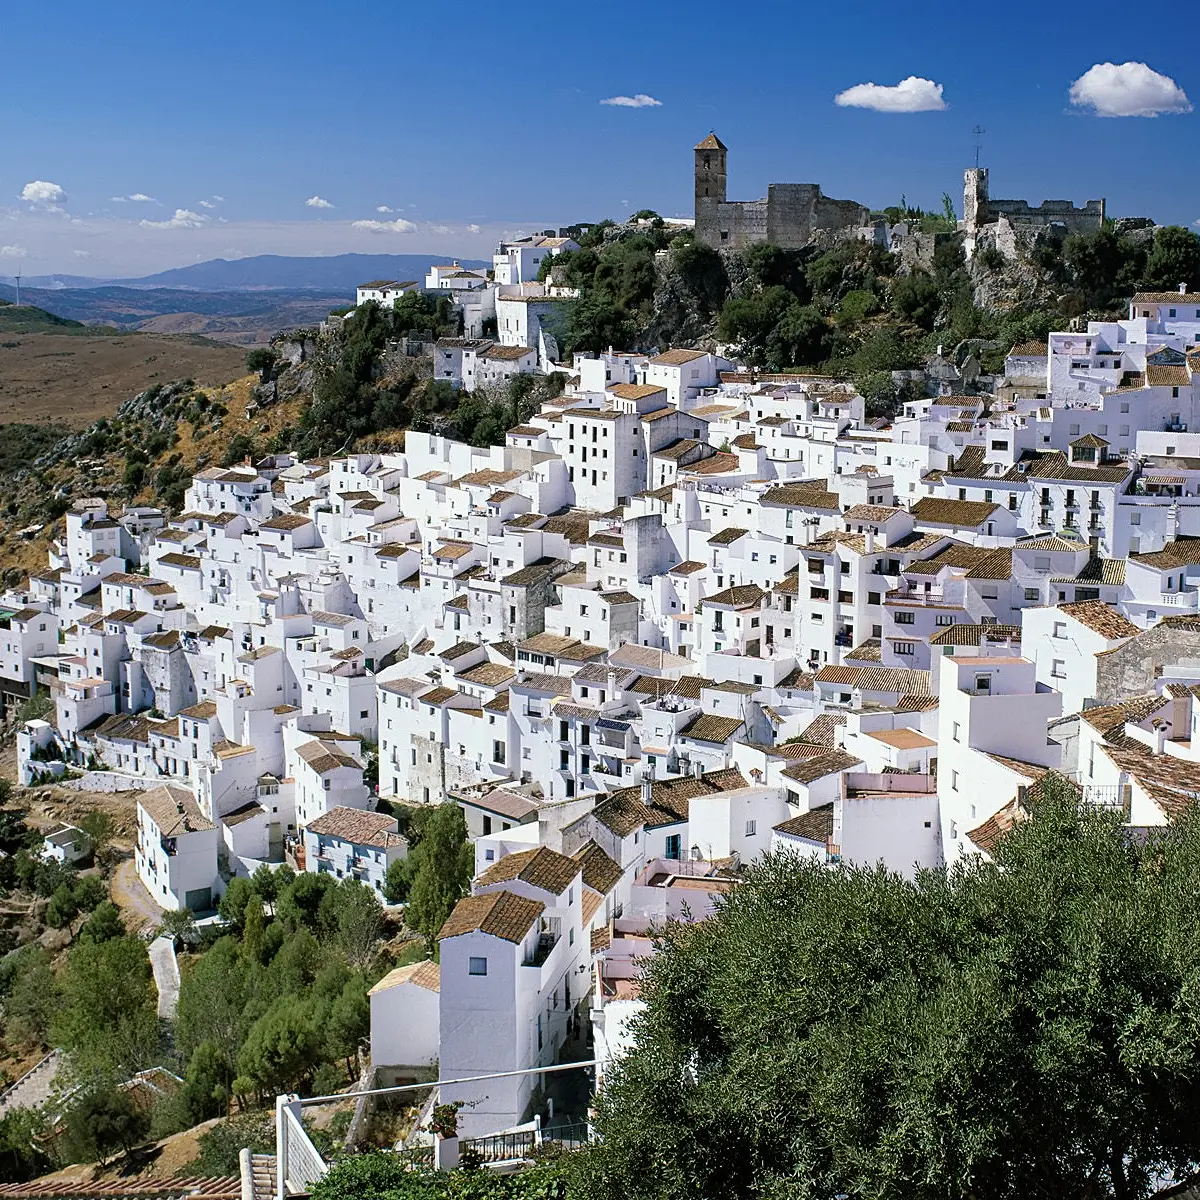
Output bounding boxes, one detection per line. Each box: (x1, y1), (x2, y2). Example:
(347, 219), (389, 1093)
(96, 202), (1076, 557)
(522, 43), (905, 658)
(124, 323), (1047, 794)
(963, 167), (989, 234)
(694, 132), (727, 226)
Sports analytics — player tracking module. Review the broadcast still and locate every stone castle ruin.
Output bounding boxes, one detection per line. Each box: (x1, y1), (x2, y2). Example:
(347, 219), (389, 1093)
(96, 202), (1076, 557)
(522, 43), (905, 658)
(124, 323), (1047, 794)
(962, 167), (1105, 237)
(693, 133), (869, 251)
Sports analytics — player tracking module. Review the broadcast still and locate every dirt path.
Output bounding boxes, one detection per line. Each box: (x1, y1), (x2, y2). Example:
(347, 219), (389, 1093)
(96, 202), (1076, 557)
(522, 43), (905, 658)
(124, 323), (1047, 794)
(112, 857), (163, 933)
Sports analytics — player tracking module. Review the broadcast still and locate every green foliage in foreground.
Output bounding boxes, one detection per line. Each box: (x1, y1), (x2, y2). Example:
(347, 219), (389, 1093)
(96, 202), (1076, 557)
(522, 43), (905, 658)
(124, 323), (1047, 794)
(575, 781), (1200, 1200)
(313, 1152), (570, 1199)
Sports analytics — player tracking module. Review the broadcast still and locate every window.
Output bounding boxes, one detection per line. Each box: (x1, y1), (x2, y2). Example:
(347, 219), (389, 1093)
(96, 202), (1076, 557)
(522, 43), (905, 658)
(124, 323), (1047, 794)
(745, 819), (757, 837)
(895, 611), (914, 625)
(953, 721), (961, 742)
(1024, 588), (1039, 601)
(665, 833), (681, 860)
(492, 740), (505, 764)
(1051, 658), (1066, 679)
(1053, 621), (1066, 638)
(1130, 512), (1141, 526)
(468, 957), (488, 976)
(951, 770), (959, 791)
(895, 641), (915, 656)
(975, 674), (992, 693)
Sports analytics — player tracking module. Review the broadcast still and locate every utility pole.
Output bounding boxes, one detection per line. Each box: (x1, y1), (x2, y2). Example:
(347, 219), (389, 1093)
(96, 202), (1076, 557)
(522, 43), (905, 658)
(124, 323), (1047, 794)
(972, 126), (986, 170)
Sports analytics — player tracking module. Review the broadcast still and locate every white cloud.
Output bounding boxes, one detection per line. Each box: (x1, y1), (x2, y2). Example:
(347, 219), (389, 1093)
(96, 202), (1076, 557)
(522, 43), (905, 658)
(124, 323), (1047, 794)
(111, 193), (156, 203)
(834, 76), (946, 112)
(73, 249), (91, 258)
(467, 223), (481, 234)
(1069, 61), (1192, 117)
(600, 93), (662, 108)
(0, 245), (27, 258)
(352, 218), (418, 234)
(139, 208), (209, 230)
(20, 180), (67, 208)
(376, 205), (394, 213)
(305, 195), (335, 209)
(198, 201), (216, 209)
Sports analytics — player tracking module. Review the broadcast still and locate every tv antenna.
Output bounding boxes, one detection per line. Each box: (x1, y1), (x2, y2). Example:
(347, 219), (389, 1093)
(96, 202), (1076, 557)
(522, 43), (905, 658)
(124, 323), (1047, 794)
(972, 126), (986, 170)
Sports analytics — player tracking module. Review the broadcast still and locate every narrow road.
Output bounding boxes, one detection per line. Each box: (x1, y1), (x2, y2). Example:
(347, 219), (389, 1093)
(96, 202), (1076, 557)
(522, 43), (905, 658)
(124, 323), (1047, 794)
(149, 936), (181, 1020)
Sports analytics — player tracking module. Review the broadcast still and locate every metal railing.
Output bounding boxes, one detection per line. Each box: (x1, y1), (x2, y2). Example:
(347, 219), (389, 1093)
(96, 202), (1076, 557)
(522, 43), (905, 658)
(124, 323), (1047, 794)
(462, 1128), (538, 1163)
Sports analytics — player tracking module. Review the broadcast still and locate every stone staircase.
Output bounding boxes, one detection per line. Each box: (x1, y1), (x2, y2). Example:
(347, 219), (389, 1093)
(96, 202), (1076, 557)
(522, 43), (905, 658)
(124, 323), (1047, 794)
(0, 1051), (61, 1116)
(240, 1149), (277, 1200)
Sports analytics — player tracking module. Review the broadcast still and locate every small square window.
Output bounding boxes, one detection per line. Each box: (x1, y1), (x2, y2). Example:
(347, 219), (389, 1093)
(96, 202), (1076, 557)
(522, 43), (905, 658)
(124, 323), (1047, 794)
(468, 957), (488, 976)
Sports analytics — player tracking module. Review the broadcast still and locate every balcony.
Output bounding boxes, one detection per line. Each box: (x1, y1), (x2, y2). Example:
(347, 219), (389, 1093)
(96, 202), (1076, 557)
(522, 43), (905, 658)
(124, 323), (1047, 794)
(1157, 591), (1200, 608)
(523, 930), (560, 968)
(885, 588), (945, 606)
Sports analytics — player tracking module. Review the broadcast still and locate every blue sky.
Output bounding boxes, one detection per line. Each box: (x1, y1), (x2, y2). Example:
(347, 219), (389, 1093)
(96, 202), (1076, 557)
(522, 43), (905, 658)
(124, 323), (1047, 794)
(2, 0), (1197, 277)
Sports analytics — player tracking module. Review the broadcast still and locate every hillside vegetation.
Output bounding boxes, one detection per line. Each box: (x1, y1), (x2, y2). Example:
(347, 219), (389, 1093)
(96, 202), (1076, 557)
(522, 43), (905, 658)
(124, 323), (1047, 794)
(549, 215), (1200, 415)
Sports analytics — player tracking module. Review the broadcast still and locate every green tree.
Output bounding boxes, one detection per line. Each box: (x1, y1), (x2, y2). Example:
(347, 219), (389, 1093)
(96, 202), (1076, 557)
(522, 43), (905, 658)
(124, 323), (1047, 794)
(579, 783), (1200, 1200)
(63, 1087), (149, 1167)
(276, 870), (335, 931)
(243, 894), (267, 961)
(176, 936), (255, 1061)
(159, 906), (197, 947)
(45, 882), (78, 929)
(890, 272), (941, 330)
(1143, 225), (1200, 294)
(78, 900), (125, 944)
(311, 1151), (570, 1199)
(237, 995), (322, 1097)
(326, 976), (370, 1076)
(0, 1106), (51, 1182)
(4, 946), (55, 1048)
(245, 347), (278, 378)
(251, 862), (281, 904)
(78, 809), (115, 862)
(218, 876), (255, 930)
(383, 855), (415, 904)
(319, 878), (383, 968)
(52, 935), (159, 1078)
(183, 1039), (234, 1122)
(405, 803), (474, 950)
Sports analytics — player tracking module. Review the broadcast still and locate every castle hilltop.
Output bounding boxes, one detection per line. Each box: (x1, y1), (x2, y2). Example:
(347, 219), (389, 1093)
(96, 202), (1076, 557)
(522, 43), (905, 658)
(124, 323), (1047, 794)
(693, 132), (869, 250)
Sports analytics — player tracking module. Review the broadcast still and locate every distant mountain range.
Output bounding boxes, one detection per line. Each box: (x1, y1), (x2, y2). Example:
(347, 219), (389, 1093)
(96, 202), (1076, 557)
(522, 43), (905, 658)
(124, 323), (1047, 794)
(2, 253), (490, 294)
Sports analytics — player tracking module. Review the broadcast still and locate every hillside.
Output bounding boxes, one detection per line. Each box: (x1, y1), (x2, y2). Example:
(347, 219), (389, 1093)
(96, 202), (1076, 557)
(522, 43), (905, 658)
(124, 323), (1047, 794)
(0, 285), (347, 346)
(0, 317), (247, 432)
(110, 252), (490, 291)
(0, 301), (91, 334)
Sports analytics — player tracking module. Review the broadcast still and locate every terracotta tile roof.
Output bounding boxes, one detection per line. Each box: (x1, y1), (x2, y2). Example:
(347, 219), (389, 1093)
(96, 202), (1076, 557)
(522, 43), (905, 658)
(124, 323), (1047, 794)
(685, 452), (740, 475)
(1005, 451), (1130, 484)
(418, 686), (460, 706)
(179, 701), (218, 719)
(1059, 599), (1139, 641)
(306, 805), (402, 848)
(476, 846), (580, 895)
(573, 840), (623, 893)
(707, 526), (749, 545)
(1132, 291), (1200, 304)
(910, 497), (998, 528)
(1008, 341), (1047, 358)
(795, 711), (847, 746)
(815, 665), (934, 695)
(773, 804), (834, 842)
(369, 959), (440, 995)
(669, 560), (706, 576)
(983, 753), (1051, 781)
(296, 740), (361, 773)
(700, 583), (764, 609)
(439, 890), (544, 943)
(0, 1180), (240, 1200)
(845, 504), (903, 523)
(1129, 538), (1200, 570)
(695, 131), (727, 150)
(1079, 694), (1168, 740)
(680, 713), (744, 743)
(964, 548), (1013, 581)
(927, 623), (1020, 647)
(781, 750), (861, 785)
(259, 513), (313, 531)
(650, 348), (708, 366)
(1051, 556), (1126, 587)
(867, 727), (936, 750)
(966, 797), (1026, 856)
(139, 784), (214, 836)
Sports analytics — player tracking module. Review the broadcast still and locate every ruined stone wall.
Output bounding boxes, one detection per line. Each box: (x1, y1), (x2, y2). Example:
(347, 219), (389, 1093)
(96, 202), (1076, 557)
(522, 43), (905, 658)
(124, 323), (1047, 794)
(697, 187), (868, 251)
(1094, 621), (1200, 703)
(987, 197), (1105, 234)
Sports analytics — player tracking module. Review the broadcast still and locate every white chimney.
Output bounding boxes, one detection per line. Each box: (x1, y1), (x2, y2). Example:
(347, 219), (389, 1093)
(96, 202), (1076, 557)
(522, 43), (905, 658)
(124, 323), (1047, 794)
(865, 527), (876, 555)
(1154, 721), (1167, 756)
(1180, 283), (1189, 295)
